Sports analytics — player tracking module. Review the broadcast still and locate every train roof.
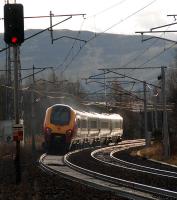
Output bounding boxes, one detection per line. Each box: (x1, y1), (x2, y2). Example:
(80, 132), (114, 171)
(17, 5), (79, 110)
(49, 104), (73, 109)
(48, 104), (123, 120)
(75, 109), (122, 120)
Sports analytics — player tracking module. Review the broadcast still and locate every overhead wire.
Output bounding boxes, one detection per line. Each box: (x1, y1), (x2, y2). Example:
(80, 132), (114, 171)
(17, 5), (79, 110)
(57, 19), (86, 74)
(85, 0), (158, 45)
(58, 0), (158, 73)
(1, 0), (165, 87)
(105, 22), (175, 73)
(88, 0), (129, 18)
(136, 42), (177, 69)
(87, 79), (143, 101)
(0, 16), (74, 54)
(99, 24), (177, 83)
(59, 2), (177, 85)
(1, 1), (163, 108)
(118, 37), (164, 69)
(121, 25), (177, 76)
(0, 0), (159, 77)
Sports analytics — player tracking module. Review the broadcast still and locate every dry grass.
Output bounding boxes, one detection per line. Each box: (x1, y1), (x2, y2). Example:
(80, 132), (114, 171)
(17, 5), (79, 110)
(138, 142), (163, 160)
(131, 142), (177, 166)
(0, 135), (44, 159)
(0, 142), (15, 158)
(166, 155), (177, 166)
(24, 134), (44, 145)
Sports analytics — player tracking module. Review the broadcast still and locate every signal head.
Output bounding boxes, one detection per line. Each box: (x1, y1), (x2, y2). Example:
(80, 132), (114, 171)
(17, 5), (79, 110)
(4, 4), (24, 45)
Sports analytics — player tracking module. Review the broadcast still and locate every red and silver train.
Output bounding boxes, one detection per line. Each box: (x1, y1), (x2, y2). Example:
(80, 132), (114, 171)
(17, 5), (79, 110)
(43, 104), (123, 153)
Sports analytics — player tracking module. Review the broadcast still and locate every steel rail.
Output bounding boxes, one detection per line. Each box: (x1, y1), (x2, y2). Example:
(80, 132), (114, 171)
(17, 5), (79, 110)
(38, 140), (177, 199)
(92, 146), (177, 179)
(65, 149), (177, 199)
(38, 153), (57, 175)
(39, 152), (155, 200)
(110, 150), (177, 177)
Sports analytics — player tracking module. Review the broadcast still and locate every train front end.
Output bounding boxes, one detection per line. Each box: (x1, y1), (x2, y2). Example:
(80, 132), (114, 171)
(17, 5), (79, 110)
(43, 104), (76, 153)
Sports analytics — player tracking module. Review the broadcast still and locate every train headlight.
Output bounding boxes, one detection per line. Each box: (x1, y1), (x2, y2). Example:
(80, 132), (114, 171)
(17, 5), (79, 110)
(66, 129), (72, 134)
(66, 129), (73, 143)
(44, 127), (52, 134)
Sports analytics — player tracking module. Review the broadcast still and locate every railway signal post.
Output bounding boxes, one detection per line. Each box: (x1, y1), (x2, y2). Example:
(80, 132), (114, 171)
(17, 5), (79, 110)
(4, 3), (24, 184)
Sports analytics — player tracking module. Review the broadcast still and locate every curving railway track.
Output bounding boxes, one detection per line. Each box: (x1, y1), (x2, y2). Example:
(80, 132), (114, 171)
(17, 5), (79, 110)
(39, 139), (177, 200)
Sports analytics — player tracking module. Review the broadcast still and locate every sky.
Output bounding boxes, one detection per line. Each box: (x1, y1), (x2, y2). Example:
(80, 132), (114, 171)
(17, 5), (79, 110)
(1, 0), (177, 37)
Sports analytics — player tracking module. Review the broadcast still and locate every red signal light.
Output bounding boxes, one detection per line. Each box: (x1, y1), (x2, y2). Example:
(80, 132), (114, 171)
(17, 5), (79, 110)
(4, 4), (24, 45)
(11, 37), (18, 44)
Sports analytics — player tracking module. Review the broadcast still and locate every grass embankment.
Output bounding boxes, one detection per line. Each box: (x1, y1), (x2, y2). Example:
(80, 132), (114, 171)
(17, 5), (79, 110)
(131, 142), (177, 166)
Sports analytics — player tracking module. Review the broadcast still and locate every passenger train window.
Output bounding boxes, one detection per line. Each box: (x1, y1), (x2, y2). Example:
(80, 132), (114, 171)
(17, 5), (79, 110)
(120, 121), (122, 128)
(51, 106), (70, 125)
(101, 121), (109, 129)
(114, 121), (119, 128)
(90, 120), (97, 129)
(77, 119), (81, 128)
(81, 119), (87, 128)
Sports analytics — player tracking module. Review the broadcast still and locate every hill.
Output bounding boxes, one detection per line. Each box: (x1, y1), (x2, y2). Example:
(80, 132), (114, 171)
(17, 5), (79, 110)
(0, 29), (176, 82)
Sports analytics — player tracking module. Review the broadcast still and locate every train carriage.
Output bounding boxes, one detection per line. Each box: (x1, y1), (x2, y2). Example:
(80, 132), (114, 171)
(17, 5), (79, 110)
(43, 104), (123, 153)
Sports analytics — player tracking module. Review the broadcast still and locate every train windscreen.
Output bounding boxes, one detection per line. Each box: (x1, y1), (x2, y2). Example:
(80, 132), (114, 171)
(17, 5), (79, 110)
(51, 106), (71, 125)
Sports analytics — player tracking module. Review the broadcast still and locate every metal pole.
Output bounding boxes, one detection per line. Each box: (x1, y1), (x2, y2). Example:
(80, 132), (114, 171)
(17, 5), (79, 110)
(13, 47), (19, 124)
(32, 64), (35, 82)
(161, 66), (170, 159)
(50, 11), (53, 44)
(5, 45), (8, 119)
(31, 65), (36, 156)
(7, 47), (13, 119)
(13, 46), (21, 184)
(151, 110), (154, 132)
(144, 81), (150, 146)
(104, 70), (107, 108)
(154, 94), (158, 129)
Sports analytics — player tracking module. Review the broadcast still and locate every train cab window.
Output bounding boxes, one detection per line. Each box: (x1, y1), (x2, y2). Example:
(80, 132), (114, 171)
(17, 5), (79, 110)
(51, 106), (70, 125)
(81, 119), (87, 129)
(90, 120), (97, 129)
